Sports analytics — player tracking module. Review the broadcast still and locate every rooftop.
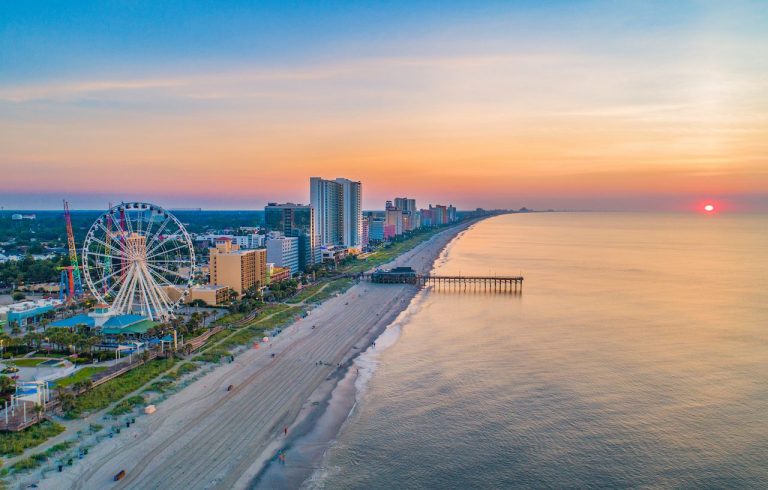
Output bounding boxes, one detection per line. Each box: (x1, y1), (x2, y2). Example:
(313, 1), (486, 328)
(50, 314), (95, 328)
(103, 314), (146, 328)
(102, 319), (157, 335)
(191, 285), (229, 291)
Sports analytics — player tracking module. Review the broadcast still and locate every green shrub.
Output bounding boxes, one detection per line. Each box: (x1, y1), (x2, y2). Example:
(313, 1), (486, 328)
(45, 441), (74, 455)
(10, 456), (40, 473)
(0, 421), (65, 457)
(194, 348), (231, 364)
(108, 395), (145, 416)
(175, 362), (199, 376)
(145, 380), (174, 393)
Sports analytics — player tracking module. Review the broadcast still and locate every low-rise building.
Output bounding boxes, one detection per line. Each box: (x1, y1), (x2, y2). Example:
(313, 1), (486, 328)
(320, 245), (349, 263)
(0, 299), (62, 329)
(11, 214), (36, 221)
(186, 285), (230, 306)
(267, 264), (291, 283)
(233, 234), (265, 249)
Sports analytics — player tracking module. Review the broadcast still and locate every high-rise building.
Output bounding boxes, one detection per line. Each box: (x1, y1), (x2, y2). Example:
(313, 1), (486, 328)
(310, 177), (342, 247)
(362, 216), (370, 250)
(394, 198), (417, 231)
(264, 202), (319, 270)
(385, 203), (404, 236)
(448, 205), (457, 223)
(420, 208), (434, 227)
(310, 177), (362, 251)
(266, 235), (300, 275)
(430, 204), (448, 225)
(209, 238), (267, 296)
(394, 198), (417, 214)
(368, 218), (385, 242)
(412, 210), (422, 229)
(338, 178), (362, 251)
(384, 224), (396, 240)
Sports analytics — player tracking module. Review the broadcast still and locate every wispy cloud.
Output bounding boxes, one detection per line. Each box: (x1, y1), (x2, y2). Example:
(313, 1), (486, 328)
(0, 52), (591, 103)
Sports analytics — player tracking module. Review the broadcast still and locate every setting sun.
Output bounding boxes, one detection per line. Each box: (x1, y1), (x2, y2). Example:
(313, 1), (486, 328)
(704, 204), (715, 212)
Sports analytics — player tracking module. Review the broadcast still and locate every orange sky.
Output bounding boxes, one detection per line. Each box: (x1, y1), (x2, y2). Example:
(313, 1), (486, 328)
(1, 2), (766, 210)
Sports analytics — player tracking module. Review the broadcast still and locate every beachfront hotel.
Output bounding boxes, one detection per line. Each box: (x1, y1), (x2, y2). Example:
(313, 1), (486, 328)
(209, 237), (267, 296)
(310, 177), (363, 252)
(264, 202), (320, 270)
(265, 235), (300, 276)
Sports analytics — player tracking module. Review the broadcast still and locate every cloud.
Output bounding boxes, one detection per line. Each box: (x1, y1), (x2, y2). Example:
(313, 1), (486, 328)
(0, 52), (593, 103)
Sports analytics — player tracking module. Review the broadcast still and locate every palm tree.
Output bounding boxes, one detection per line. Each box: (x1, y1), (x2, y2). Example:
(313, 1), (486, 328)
(74, 336), (89, 356)
(139, 350), (150, 363)
(87, 336), (100, 354)
(56, 388), (75, 412)
(34, 403), (44, 421)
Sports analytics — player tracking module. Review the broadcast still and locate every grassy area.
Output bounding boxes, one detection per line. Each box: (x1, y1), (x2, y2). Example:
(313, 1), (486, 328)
(65, 358), (176, 418)
(200, 329), (232, 347)
(212, 312), (245, 326)
(168, 362), (199, 379)
(52, 366), (107, 388)
(8, 440), (76, 474)
(108, 395), (145, 416)
(193, 304), (301, 363)
(0, 421), (65, 457)
(307, 278), (355, 303)
(145, 379), (175, 393)
(285, 283), (326, 304)
(193, 348), (232, 364)
(5, 358), (48, 368)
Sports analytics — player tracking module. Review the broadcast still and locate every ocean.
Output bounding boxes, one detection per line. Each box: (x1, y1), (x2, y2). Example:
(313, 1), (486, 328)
(309, 212), (768, 488)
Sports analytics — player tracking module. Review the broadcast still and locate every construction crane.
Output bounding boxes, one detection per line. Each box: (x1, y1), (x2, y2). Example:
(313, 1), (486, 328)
(60, 200), (84, 302)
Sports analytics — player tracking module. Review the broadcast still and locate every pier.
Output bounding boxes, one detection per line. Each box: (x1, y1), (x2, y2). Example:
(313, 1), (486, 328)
(354, 269), (523, 293)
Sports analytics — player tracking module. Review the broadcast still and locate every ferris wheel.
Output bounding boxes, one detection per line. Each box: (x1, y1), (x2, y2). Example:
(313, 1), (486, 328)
(81, 202), (195, 321)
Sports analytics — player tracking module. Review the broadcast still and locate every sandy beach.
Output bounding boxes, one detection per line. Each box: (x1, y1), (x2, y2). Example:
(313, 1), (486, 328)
(38, 220), (476, 490)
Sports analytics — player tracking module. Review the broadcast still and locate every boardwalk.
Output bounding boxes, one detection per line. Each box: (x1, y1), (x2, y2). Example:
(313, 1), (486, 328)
(0, 400), (45, 432)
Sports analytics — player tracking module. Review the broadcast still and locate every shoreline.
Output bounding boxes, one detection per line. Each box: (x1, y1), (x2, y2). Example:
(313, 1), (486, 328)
(249, 222), (471, 489)
(252, 287), (431, 489)
(32, 218), (482, 490)
(245, 292), (417, 489)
